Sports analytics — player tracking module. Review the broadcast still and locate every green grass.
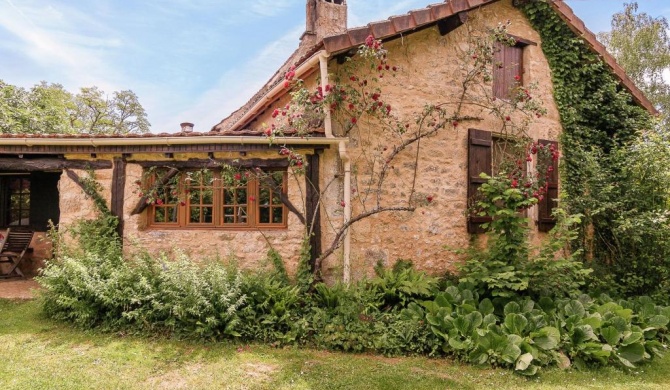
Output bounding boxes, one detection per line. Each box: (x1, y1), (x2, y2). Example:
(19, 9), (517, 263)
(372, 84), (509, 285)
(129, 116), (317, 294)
(1, 299), (669, 389)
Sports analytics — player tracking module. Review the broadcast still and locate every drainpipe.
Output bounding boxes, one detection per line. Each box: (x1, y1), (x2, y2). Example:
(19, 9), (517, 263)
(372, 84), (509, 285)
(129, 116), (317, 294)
(319, 53), (333, 138)
(319, 51), (351, 284)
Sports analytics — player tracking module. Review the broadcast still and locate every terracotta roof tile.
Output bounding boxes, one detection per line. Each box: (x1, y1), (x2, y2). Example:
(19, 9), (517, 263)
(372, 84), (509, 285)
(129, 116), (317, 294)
(323, 33), (353, 53)
(410, 8), (433, 26)
(368, 20), (397, 40)
(390, 14), (416, 32)
(348, 26), (373, 47)
(450, 0), (470, 13)
(429, 3), (454, 20)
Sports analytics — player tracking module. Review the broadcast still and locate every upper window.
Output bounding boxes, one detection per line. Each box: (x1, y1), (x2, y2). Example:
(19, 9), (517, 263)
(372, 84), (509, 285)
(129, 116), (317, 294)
(147, 169), (287, 229)
(492, 41), (524, 100)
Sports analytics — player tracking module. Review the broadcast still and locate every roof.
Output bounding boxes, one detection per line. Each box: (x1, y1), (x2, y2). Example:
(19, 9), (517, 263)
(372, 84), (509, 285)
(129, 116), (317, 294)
(213, 0), (657, 136)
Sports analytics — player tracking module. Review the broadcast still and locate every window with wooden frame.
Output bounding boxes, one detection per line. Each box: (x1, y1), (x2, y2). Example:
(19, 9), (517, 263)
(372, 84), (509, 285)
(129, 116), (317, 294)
(147, 169), (287, 229)
(492, 37), (534, 100)
(467, 129), (558, 233)
(0, 176), (31, 227)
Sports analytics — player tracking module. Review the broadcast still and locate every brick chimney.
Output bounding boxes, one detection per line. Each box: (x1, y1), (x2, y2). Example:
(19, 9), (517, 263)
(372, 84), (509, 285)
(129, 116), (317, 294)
(302, 0), (347, 46)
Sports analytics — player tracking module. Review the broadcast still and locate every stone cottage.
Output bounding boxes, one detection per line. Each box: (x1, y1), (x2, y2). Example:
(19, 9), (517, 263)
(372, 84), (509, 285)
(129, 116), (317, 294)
(0, 0), (656, 280)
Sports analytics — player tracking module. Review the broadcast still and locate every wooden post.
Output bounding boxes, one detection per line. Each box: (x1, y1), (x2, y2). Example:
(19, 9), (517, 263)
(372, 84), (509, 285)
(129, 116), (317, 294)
(111, 158), (127, 242)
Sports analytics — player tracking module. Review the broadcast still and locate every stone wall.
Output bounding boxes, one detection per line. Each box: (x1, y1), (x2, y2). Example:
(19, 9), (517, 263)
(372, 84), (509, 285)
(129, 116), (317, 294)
(318, 0), (563, 280)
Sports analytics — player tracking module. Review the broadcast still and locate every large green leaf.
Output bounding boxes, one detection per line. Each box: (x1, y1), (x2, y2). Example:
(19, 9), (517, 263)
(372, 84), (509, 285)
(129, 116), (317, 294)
(482, 313), (498, 329)
(504, 313), (528, 335)
(600, 326), (621, 346)
(618, 342), (645, 363)
(572, 325), (597, 344)
(646, 315), (669, 328)
(533, 326), (560, 350)
(621, 331), (643, 346)
(479, 298), (494, 315)
(564, 300), (586, 318)
(515, 352), (534, 371)
(504, 301), (521, 315)
(502, 343), (522, 364)
(581, 314), (603, 330)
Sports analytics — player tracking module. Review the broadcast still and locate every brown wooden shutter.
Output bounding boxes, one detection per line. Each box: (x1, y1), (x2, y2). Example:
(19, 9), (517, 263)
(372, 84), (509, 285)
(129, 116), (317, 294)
(493, 43), (523, 100)
(468, 129), (493, 233)
(538, 140), (559, 232)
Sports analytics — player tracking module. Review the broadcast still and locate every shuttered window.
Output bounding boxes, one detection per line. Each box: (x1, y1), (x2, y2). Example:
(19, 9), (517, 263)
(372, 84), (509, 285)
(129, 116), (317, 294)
(537, 139), (559, 232)
(467, 129), (493, 233)
(493, 42), (524, 100)
(467, 130), (559, 234)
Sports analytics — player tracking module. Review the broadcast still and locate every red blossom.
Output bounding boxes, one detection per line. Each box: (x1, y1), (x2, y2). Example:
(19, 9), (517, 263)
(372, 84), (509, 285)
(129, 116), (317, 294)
(505, 116), (511, 121)
(249, 196), (256, 202)
(340, 200), (346, 207)
(234, 173), (242, 181)
(272, 109), (279, 118)
(514, 75), (521, 81)
(351, 117), (357, 124)
(426, 195), (434, 203)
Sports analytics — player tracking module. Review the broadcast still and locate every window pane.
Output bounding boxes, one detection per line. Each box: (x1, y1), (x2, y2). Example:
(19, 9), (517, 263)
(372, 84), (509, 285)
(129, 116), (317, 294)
(259, 188), (270, 206)
(259, 207), (270, 223)
(189, 207), (201, 223)
(154, 208), (165, 222)
(272, 207), (283, 224)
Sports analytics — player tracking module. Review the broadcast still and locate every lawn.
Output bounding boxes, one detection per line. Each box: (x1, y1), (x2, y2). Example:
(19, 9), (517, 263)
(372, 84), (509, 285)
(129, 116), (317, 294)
(1, 298), (669, 389)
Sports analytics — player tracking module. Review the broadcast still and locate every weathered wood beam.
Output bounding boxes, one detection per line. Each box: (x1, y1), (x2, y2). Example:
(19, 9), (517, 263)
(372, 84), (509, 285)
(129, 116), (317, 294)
(130, 168), (180, 216)
(305, 153), (322, 271)
(131, 158), (289, 169)
(0, 158), (112, 171)
(111, 158), (127, 242)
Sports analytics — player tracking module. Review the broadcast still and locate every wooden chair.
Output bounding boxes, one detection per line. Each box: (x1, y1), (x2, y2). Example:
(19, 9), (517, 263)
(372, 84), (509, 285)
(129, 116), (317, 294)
(0, 228), (34, 278)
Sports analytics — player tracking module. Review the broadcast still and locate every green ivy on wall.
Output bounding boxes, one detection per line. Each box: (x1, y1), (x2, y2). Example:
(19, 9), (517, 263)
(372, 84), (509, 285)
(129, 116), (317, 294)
(519, 1), (670, 302)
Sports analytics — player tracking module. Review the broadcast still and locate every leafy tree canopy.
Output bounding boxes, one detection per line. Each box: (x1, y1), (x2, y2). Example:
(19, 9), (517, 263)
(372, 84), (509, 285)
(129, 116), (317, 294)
(0, 80), (150, 135)
(598, 2), (670, 127)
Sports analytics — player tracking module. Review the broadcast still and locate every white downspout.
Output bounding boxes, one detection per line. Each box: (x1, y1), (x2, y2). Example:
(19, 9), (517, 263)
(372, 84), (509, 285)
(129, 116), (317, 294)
(319, 51), (351, 284)
(319, 52), (333, 138)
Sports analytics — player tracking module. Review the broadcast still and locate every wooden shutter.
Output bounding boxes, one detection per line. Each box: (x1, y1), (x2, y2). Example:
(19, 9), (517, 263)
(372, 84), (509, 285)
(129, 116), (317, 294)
(467, 129), (493, 233)
(493, 43), (523, 100)
(537, 140), (559, 232)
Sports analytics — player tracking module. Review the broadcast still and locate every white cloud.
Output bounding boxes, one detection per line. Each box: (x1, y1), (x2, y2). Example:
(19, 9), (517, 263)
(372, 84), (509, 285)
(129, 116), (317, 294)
(0, 0), (124, 92)
(154, 24), (304, 133)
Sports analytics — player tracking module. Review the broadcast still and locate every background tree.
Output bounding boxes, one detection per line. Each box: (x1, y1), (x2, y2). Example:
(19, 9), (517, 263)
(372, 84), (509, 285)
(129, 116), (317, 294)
(598, 2), (670, 127)
(0, 80), (150, 135)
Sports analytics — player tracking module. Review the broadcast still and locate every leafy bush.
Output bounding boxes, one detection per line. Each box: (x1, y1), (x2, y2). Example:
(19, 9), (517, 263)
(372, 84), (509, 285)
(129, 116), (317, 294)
(458, 174), (591, 300)
(416, 283), (669, 375)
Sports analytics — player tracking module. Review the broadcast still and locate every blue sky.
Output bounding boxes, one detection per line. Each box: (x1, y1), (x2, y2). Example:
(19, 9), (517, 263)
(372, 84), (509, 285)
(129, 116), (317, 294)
(1, 0), (668, 133)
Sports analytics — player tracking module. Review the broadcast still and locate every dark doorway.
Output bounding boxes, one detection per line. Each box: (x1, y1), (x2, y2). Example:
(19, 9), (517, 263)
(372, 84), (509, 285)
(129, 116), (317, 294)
(0, 172), (60, 230)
